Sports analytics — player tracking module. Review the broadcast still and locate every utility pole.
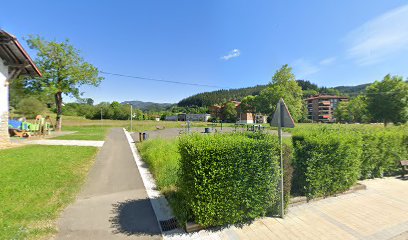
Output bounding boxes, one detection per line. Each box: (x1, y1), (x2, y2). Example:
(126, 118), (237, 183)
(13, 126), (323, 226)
(100, 108), (103, 121)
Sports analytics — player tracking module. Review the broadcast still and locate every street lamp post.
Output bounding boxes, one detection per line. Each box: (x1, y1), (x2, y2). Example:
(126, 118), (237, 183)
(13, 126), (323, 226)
(130, 104), (133, 132)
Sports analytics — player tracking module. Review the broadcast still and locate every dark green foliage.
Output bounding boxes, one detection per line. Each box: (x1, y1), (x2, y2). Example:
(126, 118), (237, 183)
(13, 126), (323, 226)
(292, 125), (408, 199)
(334, 83), (371, 95)
(221, 102), (238, 122)
(15, 97), (46, 118)
(366, 75), (408, 126)
(292, 130), (362, 199)
(177, 133), (280, 227)
(283, 144), (293, 211)
(177, 85), (267, 107)
(121, 100), (174, 112)
(360, 130), (408, 178)
(297, 80), (318, 91)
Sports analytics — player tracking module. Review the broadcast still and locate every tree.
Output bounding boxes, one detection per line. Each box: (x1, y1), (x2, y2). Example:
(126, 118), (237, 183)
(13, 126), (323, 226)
(334, 101), (351, 123)
(318, 87), (341, 96)
(26, 36), (103, 130)
(85, 98), (94, 106)
(16, 97), (46, 119)
(348, 96), (370, 123)
(221, 102), (237, 122)
(256, 65), (303, 121)
(240, 95), (257, 122)
(297, 80), (318, 91)
(365, 74), (408, 126)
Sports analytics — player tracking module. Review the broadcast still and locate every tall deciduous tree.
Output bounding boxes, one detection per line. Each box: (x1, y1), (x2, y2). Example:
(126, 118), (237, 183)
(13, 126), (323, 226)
(26, 36), (103, 130)
(221, 102), (237, 122)
(365, 74), (408, 126)
(334, 96), (370, 123)
(334, 101), (352, 123)
(256, 65), (303, 121)
(240, 95), (257, 121)
(348, 95), (370, 123)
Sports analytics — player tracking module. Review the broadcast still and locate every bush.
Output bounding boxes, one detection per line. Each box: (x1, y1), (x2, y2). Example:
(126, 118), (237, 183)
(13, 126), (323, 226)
(16, 97), (46, 118)
(283, 144), (293, 211)
(292, 130), (362, 199)
(360, 130), (407, 178)
(178, 133), (280, 227)
(292, 124), (408, 198)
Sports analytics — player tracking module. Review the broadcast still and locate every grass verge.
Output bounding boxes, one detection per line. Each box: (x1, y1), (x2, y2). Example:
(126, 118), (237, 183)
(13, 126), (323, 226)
(136, 138), (192, 223)
(52, 125), (111, 140)
(137, 138), (180, 194)
(0, 145), (98, 240)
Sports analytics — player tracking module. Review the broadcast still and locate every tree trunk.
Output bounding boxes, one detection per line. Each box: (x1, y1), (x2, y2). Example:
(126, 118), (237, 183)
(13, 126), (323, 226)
(55, 92), (63, 131)
(384, 120), (388, 127)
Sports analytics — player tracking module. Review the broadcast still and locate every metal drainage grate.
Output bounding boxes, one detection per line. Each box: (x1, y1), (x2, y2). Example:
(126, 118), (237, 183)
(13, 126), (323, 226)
(159, 217), (178, 231)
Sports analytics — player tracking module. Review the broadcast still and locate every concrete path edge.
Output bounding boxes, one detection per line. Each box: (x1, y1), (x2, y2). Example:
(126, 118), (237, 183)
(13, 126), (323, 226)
(123, 129), (181, 237)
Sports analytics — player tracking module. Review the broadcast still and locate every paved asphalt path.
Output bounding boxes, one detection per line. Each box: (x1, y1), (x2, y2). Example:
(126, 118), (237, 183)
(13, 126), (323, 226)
(55, 128), (161, 240)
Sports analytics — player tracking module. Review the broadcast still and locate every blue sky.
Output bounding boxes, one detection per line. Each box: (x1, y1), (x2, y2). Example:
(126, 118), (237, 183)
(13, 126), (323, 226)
(2, 0), (408, 104)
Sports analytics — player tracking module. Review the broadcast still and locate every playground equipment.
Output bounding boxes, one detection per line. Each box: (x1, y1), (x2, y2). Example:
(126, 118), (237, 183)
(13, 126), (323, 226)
(8, 115), (54, 138)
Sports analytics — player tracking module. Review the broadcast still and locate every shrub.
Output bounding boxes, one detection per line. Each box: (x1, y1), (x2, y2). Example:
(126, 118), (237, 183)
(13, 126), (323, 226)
(292, 130), (362, 199)
(178, 133), (280, 227)
(16, 97), (46, 118)
(283, 144), (293, 211)
(360, 130), (407, 178)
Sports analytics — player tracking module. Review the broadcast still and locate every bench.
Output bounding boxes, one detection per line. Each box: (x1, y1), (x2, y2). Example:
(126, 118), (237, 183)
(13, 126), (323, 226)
(400, 160), (408, 177)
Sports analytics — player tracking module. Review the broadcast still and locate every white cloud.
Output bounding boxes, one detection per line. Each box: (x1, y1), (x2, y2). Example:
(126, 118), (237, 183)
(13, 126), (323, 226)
(319, 57), (336, 65)
(346, 4), (408, 66)
(292, 58), (320, 77)
(221, 49), (241, 61)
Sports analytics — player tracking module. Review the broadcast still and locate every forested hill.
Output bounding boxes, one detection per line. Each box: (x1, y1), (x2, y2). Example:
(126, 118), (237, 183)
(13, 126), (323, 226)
(177, 85), (267, 107)
(334, 83), (371, 94)
(121, 100), (173, 111)
(177, 81), (376, 107)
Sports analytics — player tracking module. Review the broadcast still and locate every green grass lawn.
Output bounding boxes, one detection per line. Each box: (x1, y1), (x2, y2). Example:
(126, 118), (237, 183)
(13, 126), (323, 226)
(137, 138), (189, 223)
(52, 125), (112, 140)
(137, 138), (180, 194)
(0, 145), (97, 240)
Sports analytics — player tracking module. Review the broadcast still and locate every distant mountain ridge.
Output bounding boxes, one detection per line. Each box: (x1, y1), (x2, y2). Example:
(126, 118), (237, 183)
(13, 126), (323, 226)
(121, 82), (380, 110)
(121, 100), (174, 111)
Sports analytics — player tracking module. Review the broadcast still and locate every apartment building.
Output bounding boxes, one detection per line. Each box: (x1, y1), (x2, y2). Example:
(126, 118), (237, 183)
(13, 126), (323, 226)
(305, 95), (349, 122)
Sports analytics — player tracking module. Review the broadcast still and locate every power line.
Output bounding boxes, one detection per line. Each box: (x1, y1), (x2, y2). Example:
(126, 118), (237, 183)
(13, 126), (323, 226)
(100, 71), (227, 89)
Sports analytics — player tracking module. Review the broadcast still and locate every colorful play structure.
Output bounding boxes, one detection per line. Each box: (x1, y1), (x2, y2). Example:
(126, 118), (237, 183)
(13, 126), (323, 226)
(8, 115), (53, 138)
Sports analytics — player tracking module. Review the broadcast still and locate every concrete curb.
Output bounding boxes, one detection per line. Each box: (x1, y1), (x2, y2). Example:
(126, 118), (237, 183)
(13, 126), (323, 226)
(123, 129), (182, 238)
(24, 139), (105, 147)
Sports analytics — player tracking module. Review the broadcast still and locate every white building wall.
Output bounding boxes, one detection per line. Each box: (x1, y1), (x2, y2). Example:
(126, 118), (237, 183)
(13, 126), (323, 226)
(0, 59), (9, 143)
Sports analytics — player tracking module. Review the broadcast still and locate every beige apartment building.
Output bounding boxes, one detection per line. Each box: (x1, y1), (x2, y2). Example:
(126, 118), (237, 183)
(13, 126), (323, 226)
(305, 95), (349, 123)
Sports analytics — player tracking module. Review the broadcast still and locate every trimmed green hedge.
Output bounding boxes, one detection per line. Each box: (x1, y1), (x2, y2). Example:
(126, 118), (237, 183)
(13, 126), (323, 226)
(292, 130), (362, 199)
(360, 130), (407, 178)
(292, 125), (408, 199)
(178, 133), (281, 227)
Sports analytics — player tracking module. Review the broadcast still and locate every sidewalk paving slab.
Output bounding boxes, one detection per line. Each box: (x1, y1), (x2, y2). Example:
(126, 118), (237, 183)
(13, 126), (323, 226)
(164, 177), (408, 240)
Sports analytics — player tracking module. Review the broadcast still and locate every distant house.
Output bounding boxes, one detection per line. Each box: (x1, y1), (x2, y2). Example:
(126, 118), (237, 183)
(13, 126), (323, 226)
(305, 95), (349, 123)
(0, 30), (42, 144)
(165, 114), (211, 122)
(165, 115), (178, 121)
(237, 112), (254, 124)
